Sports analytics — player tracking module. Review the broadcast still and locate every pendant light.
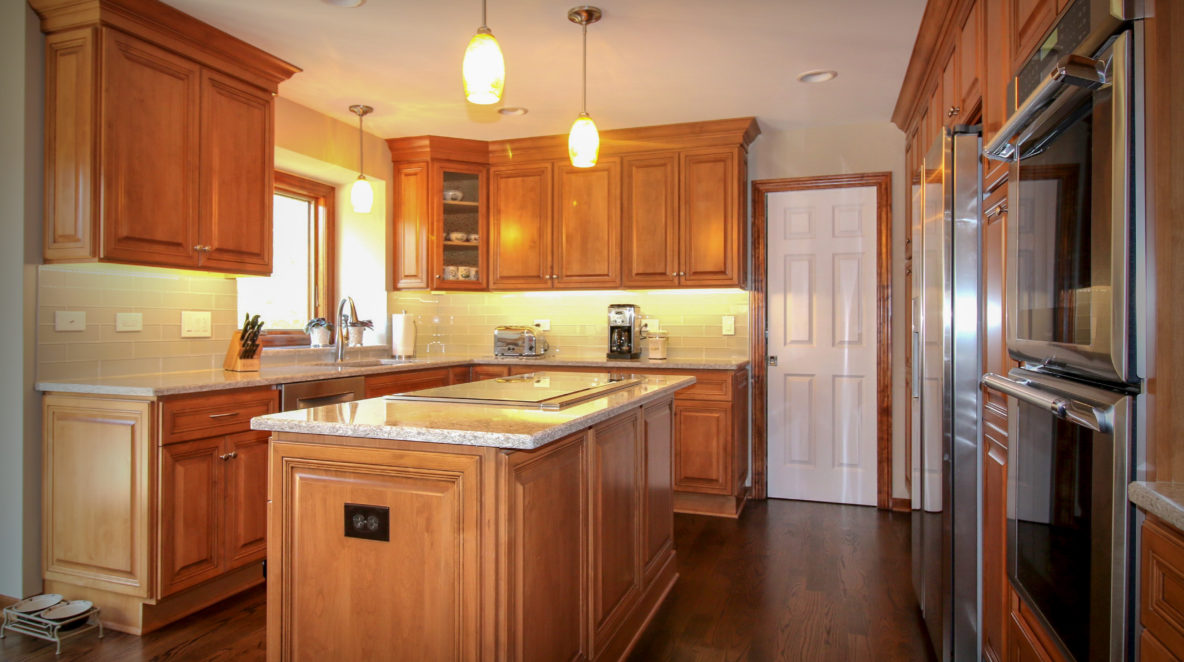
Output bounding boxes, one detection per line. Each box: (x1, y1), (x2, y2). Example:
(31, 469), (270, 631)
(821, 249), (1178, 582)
(462, 0), (505, 104)
(567, 6), (602, 168)
(349, 104), (374, 214)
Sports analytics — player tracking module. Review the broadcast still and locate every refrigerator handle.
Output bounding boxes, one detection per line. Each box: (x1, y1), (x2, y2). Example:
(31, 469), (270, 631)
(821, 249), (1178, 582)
(912, 330), (921, 399)
(981, 373), (1104, 432)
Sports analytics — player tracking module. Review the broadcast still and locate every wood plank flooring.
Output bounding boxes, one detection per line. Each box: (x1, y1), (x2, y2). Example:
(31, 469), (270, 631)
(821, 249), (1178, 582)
(0, 499), (932, 662)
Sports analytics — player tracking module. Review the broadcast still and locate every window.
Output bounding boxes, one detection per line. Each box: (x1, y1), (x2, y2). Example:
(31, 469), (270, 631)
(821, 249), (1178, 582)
(236, 172), (335, 346)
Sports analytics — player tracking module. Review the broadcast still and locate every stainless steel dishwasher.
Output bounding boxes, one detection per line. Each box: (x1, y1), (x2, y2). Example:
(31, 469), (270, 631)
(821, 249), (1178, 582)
(280, 376), (366, 411)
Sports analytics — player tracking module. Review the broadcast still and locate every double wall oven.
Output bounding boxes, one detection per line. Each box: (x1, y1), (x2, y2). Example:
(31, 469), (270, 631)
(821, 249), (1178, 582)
(983, 0), (1145, 659)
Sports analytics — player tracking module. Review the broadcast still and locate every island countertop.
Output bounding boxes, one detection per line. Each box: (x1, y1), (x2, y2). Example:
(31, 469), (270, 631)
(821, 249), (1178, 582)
(251, 373), (696, 450)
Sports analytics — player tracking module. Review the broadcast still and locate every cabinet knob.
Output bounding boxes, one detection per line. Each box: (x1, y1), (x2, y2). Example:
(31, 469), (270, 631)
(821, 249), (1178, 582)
(947, 106), (961, 118)
(219, 451), (237, 461)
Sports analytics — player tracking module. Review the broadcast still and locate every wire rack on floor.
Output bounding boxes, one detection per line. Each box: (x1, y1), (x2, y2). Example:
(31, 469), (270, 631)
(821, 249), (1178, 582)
(1, 603), (103, 655)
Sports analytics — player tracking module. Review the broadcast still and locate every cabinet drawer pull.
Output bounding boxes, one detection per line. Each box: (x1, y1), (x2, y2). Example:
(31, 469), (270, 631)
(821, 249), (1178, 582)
(208, 411), (239, 419)
(219, 451), (237, 461)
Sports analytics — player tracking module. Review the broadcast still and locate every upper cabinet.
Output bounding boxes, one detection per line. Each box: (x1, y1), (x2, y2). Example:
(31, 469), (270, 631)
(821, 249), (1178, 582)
(32, 0), (300, 275)
(1010, 0), (1057, 71)
(392, 117), (759, 292)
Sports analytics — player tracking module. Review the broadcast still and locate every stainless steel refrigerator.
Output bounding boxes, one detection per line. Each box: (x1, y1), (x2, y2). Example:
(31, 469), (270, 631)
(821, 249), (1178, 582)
(911, 126), (982, 661)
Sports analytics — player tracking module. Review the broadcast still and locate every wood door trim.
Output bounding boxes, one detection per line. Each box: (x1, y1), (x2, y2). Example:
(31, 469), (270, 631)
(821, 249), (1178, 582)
(750, 172), (894, 509)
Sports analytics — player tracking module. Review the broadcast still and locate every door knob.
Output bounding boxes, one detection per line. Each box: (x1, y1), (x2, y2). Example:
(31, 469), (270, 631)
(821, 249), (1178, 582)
(767, 356), (778, 366)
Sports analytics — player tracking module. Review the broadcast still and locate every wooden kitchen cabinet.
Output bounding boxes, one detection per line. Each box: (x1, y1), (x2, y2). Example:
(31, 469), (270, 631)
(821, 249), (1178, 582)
(982, 411), (1008, 662)
(471, 365), (511, 381)
(957, 0), (983, 118)
(387, 137), (490, 290)
(32, 1), (298, 274)
(490, 163), (554, 290)
(1141, 517), (1184, 660)
(448, 366), (472, 384)
(553, 159), (621, 289)
(680, 147), (747, 287)
(1010, 0), (1058, 71)
(41, 385), (279, 634)
(363, 367), (451, 398)
(622, 153), (680, 288)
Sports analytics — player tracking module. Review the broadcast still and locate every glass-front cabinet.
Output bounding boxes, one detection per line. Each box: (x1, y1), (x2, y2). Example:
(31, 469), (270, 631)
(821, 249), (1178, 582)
(435, 164), (486, 290)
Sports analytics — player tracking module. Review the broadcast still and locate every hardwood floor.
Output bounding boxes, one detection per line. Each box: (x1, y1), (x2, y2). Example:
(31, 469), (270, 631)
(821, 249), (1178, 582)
(0, 500), (932, 661)
(627, 499), (934, 662)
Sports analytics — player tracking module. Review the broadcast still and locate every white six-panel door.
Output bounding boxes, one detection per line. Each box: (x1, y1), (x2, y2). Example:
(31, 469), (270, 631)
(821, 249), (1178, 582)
(766, 186), (879, 505)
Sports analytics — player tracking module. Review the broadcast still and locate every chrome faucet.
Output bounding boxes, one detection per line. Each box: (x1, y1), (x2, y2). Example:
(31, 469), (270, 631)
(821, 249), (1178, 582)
(336, 296), (358, 362)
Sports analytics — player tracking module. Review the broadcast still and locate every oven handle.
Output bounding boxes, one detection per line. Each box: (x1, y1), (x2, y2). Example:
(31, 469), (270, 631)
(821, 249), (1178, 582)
(981, 373), (1104, 433)
(984, 54), (1107, 161)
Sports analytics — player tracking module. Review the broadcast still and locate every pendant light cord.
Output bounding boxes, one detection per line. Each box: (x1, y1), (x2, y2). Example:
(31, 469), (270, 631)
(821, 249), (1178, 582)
(581, 21), (588, 115)
(357, 112), (364, 177)
(481, 0), (488, 29)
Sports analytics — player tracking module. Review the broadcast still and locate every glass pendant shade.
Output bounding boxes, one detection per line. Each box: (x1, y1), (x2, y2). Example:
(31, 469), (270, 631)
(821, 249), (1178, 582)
(463, 28), (505, 105)
(351, 176), (374, 214)
(568, 113), (599, 168)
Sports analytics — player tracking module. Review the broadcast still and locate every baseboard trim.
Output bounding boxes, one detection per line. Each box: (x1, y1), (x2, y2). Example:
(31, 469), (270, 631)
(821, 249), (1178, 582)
(891, 497), (911, 512)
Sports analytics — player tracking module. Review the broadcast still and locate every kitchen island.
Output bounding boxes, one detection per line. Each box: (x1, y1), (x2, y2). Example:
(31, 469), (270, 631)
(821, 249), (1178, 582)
(251, 372), (693, 662)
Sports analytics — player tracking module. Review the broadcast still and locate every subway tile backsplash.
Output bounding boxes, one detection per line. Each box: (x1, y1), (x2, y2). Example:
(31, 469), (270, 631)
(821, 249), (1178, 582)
(388, 289), (750, 360)
(37, 265), (241, 380)
(36, 264), (749, 382)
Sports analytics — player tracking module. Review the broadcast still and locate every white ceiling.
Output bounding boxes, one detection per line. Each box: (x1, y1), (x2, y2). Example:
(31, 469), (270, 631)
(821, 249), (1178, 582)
(162, 0), (927, 141)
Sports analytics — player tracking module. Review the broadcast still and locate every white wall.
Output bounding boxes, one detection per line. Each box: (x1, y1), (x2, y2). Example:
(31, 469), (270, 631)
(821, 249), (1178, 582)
(0, 4), (44, 599)
(749, 120), (909, 501)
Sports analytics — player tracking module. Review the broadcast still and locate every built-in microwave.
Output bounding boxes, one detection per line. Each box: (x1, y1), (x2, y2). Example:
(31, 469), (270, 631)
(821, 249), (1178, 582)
(985, 0), (1139, 387)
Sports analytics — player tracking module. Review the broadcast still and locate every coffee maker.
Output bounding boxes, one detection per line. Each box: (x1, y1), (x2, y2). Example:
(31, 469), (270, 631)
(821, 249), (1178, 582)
(607, 304), (642, 359)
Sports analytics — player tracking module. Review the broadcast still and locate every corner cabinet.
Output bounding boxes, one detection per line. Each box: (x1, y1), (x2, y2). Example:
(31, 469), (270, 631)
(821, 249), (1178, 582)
(390, 117), (760, 292)
(32, 1), (299, 275)
(41, 386), (279, 634)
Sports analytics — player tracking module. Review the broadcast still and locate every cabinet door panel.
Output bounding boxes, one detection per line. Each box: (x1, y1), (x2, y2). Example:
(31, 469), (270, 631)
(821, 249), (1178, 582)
(673, 401), (731, 494)
(681, 148), (742, 286)
(504, 433), (588, 662)
(395, 162), (431, 289)
(45, 29), (97, 260)
(364, 368), (452, 398)
(199, 70), (273, 274)
(959, 1), (982, 114)
(491, 164), (553, 289)
(1011, 0), (1057, 70)
(160, 436), (225, 596)
(101, 29), (199, 268)
(732, 373), (750, 493)
(590, 413), (642, 651)
(942, 49), (959, 126)
(553, 159), (621, 288)
(225, 431), (269, 569)
(983, 197), (1011, 413)
(641, 400), (674, 583)
(471, 365), (511, 381)
(622, 154), (679, 288)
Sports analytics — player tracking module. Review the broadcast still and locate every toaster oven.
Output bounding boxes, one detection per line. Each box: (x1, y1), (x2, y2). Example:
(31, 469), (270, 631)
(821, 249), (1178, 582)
(493, 326), (548, 357)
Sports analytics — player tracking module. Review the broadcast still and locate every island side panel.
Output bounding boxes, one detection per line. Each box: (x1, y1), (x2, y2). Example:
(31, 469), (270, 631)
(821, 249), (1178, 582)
(266, 440), (490, 662)
(499, 431), (590, 662)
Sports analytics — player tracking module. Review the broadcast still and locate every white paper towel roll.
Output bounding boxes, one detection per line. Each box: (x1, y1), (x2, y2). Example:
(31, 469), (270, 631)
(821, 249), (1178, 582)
(391, 312), (416, 358)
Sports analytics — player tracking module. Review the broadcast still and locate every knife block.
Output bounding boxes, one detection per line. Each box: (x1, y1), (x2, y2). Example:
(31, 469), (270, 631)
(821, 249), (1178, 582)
(223, 331), (261, 372)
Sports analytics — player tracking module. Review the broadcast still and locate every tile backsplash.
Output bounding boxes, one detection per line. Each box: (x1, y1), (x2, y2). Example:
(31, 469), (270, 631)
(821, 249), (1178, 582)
(388, 289), (750, 360)
(37, 265), (241, 380)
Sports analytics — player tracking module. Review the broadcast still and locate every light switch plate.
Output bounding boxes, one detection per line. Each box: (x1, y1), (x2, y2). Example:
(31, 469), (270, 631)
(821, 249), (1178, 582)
(533, 319), (551, 331)
(54, 311), (85, 332)
(181, 311), (212, 338)
(115, 312), (143, 332)
(722, 315), (736, 336)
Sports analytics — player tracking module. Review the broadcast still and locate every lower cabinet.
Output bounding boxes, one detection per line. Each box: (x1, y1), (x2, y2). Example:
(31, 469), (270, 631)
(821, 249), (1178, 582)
(41, 387), (278, 634)
(159, 430), (269, 596)
(1142, 516), (1184, 660)
(472, 364), (511, 381)
(363, 367), (451, 397)
(982, 406), (1008, 662)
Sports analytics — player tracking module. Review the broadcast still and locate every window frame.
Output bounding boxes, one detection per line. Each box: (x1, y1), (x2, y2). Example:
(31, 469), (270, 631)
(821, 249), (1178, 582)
(259, 171), (337, 347)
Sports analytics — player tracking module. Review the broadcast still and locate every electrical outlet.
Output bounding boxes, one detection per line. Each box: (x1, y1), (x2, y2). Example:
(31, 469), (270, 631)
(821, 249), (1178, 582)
(533, 319), (551, 331)
(722, 315), (736, 336)
(115, 312), (143, 332)
(181, 311), (212, 338)
(344, 503), (390, 542)
(54, 311), (86, 332)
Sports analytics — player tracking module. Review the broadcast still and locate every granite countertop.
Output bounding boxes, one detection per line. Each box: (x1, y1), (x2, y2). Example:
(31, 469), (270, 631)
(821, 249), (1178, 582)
(1130, 481), (1184, 532)
(250, 374), (695, 450)
(36, 354), (747, 397)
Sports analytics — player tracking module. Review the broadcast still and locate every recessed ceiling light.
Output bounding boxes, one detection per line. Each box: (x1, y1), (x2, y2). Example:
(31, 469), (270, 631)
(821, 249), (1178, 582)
(798, 70), (838, 84)
(498, 107), (528, 116)
(321, 0), (366, 7)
